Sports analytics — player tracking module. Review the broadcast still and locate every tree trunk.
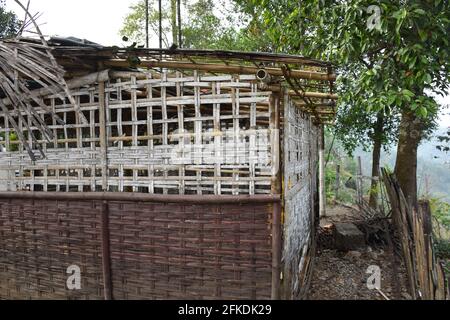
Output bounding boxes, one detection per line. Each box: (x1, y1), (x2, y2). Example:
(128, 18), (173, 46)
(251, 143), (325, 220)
(369, 112), (384, 209)
(171, 0), (178, 45)
(394, 110), (424, 206)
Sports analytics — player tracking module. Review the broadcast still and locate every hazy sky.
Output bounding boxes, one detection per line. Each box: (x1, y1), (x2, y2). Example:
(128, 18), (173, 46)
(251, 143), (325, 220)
(4, 0), (450, 127)
(6, 0), (139, 46)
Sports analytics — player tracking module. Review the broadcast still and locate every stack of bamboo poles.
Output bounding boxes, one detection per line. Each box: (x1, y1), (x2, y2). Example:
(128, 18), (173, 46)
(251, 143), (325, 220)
(0, 1), (85, 161)
(0, 40), (67, 160)
(382, 168), (448, 300)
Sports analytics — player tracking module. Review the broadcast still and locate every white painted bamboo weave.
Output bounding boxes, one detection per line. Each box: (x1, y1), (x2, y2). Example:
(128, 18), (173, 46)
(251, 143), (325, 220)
(0, 71), (277, 195)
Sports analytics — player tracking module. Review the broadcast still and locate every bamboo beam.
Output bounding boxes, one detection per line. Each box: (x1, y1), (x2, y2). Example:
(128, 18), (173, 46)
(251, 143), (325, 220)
(293, 101), (335, 107)
(1, 69), (110, 107)
(0, 191), (281, 204)
(288, 90), (338, 100)
(103, 59), (336, 82)
(99, 47), (332, 68)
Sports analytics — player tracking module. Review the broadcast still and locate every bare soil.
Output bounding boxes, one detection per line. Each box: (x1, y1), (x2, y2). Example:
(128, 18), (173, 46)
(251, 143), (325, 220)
(308, 204), (411, 300)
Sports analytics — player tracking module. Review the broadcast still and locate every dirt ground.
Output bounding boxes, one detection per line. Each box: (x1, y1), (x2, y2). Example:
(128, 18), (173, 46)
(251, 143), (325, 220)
(308, 204), (411, 300)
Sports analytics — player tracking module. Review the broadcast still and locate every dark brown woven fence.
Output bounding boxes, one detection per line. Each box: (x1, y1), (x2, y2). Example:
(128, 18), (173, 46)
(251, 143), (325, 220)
(0, 192), (280, 300)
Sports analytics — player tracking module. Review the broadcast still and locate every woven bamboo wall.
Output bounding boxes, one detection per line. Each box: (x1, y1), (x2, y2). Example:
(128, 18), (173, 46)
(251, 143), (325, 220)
(0, 71), (274, 195)
(0, 198), (273, 300)
(0, 198), (105, 299)
(282, 94), (319, 299)
(0, 68), (320, 300)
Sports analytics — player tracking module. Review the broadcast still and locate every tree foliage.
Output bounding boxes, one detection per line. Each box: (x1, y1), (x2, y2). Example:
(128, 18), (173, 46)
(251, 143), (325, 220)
(245, 0), (449, 118)
(180, 0), (237, 49)
(239, 1), (449, 153)
(120, 0), (172, 47)
(120, 0), (236, 48)
(120, 0), (272, 51)
(0, 0), (20, 39)
(436, 129), (450, 153)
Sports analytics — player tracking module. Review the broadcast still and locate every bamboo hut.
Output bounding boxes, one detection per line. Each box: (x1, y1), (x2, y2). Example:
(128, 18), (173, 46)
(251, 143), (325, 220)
(0, 36), (337, 300)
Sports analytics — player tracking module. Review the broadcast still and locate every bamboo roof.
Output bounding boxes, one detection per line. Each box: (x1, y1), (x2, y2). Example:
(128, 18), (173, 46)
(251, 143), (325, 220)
(19, 36), (338, 121)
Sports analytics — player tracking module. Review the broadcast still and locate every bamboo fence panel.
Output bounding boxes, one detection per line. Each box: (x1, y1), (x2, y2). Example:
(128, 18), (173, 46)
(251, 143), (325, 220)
(0, 71), (274, 195)
(282, 93), (319, 299)
(0, 197), (273, 300)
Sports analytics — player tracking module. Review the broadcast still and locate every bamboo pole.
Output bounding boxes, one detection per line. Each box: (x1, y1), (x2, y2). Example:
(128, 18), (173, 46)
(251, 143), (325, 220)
(319, 124), (326, 217)
(1, 70), (110, 107)
(98, 81), (108, 191)
(0, 191), (281, 204)
(288, 90), (338, 100)
(100, 201), (113, 300)
(270, 91), (281, 300)
(103, 59), (336, 82)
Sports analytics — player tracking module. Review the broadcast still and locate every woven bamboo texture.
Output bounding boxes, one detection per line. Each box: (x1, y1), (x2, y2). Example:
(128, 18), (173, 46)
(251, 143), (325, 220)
(0, 198), (273, 300)
(0, 199), (104, 299)
(0, 71), (273, 195)
(0, 68), (320, 300)
(282, 95), (319, 299)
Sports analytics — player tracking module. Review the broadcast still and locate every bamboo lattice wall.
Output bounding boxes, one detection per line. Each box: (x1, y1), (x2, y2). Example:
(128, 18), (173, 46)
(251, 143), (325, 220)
(282, 95), (319, 299)
(0, 71), (275, 195)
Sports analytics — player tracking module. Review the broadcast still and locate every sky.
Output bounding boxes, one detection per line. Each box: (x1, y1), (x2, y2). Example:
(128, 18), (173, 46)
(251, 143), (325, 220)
(5, 0), (139, 46)
(435, 95), (450, 128)
(4, 0), (450, 127)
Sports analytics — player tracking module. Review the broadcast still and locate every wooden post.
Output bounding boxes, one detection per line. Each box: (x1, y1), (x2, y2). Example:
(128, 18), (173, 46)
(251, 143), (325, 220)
(270, 91), (281, 300)
(334, 164), (340, 203)
(101, 200), (113, 300)
(270, 93), (281, 195)
(357, 156), (363, 205)
(271, 201), (281, 300)
(98, 81), (108, 191)
(319, 124), (326, 218)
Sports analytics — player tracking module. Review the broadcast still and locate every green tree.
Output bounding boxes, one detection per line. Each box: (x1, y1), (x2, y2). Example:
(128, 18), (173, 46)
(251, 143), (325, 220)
(241, 0), (449, 205)
(0, 0), (20, 38)
(120, 0), (233, 49)
(180, 0), (236, 49)
(336, 68), (400, 208)
(120, 0), (272, 51)
(120, 0), (172, 47)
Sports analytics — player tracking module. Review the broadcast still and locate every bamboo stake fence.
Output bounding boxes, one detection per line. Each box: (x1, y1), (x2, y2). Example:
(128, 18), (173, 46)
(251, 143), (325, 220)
(382, 168), (448, 300)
